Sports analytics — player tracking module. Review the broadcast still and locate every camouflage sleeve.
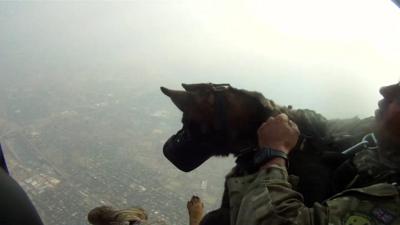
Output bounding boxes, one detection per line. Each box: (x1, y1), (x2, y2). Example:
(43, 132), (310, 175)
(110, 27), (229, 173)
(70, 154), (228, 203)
(227, 166), (328, 225)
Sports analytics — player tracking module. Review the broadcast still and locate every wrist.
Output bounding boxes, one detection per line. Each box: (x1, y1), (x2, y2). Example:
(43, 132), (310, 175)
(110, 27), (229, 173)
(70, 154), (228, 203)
(259, 158), (287, 170)
(259, 144), (290, 155)
(253, 147), (289, 170)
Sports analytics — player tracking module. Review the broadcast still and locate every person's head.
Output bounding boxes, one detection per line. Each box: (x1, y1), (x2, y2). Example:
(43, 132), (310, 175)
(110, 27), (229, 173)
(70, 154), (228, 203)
(375, 82), (400, 170)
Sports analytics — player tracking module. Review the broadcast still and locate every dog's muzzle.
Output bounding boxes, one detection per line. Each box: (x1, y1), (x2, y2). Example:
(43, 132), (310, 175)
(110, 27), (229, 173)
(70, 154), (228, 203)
(163, 129), (213, 172)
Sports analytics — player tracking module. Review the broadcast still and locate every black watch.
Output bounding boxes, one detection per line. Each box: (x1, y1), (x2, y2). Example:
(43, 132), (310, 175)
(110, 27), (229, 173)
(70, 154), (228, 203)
(253, 147), (289, 168)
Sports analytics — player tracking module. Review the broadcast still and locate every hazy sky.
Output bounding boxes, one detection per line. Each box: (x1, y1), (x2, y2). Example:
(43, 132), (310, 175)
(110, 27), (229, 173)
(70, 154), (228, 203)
(1, 0), (399, 119)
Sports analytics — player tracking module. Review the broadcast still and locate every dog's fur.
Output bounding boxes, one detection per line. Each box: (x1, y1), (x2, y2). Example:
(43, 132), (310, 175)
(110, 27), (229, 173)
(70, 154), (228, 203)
(161, 83), (374, 225)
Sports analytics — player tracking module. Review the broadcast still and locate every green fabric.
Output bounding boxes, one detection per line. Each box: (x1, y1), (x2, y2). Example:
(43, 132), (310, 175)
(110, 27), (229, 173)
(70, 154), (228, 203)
(227, 166), (400, 225)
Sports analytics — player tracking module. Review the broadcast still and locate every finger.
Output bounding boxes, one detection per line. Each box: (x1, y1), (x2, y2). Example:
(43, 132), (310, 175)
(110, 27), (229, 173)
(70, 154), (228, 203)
(257, 122), (267, 133)
(275, 113), (289, 121)
(267, 116), (275, 121)
(291, 122), (300, 134)
(288, 119), (296, 127)
(257, 127), (263, 135)
(290, 120), (298, 129)
(263, 117), (275, 126)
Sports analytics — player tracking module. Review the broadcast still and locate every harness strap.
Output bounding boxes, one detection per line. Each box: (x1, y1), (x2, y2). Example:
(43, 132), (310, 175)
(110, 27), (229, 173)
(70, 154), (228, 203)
(212, 83), (231, 144)
(211, 83), (259, 154)
(214, 91), (228, 134)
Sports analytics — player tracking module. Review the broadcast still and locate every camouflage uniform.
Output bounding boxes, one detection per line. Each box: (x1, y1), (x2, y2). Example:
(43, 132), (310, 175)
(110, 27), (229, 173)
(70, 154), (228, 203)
(227, 149), (400, 225)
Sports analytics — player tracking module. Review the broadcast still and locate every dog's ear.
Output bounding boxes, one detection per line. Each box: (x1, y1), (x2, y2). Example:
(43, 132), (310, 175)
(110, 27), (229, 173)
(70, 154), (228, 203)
(161, 87), (193, 112)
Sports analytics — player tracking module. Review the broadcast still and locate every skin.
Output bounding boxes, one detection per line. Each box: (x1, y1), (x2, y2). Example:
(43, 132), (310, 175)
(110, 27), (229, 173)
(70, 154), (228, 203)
(257, 113), (300, 169)
(375, 83), (400, 169)
(377, 84), (400, 143)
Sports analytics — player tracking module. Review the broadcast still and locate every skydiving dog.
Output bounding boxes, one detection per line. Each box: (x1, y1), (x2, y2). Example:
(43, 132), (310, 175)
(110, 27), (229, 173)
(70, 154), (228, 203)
(161, 83), (374, 225)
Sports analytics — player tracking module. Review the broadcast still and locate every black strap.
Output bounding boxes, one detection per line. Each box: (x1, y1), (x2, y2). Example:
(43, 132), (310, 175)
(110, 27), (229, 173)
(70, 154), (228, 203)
(212, 84), (230, 134)
(211, 84), (257, 154)
(254, 147), (289, 168)
(214, 91), (228, 136)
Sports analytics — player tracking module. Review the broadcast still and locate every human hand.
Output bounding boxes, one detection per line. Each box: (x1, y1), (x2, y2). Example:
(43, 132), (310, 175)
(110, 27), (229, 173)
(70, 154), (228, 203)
(257, 113), (300, 154)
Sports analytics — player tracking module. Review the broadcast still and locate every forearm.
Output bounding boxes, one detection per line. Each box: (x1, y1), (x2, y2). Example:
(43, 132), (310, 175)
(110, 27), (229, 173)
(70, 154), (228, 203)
(230, 113), (328, 225)
(228, 166), (327, 225)
(260, 158), (286, 169)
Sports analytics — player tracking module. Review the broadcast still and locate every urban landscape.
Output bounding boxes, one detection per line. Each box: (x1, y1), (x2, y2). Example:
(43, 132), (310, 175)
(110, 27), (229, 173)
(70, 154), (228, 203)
(0, 75), (234, 225)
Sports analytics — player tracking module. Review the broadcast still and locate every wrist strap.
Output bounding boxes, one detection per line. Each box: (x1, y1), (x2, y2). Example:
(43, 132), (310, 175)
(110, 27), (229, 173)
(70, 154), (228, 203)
(262, 147), (288, 159)
(255, 147), (289, 168)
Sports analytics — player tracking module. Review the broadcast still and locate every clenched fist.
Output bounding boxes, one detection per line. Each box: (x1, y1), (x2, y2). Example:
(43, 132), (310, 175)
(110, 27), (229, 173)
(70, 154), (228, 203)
(257, 113), (300, 155)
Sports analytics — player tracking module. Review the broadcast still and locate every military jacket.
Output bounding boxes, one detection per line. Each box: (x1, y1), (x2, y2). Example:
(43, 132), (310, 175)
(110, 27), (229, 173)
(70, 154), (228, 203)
(227, 165), (400, 225)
